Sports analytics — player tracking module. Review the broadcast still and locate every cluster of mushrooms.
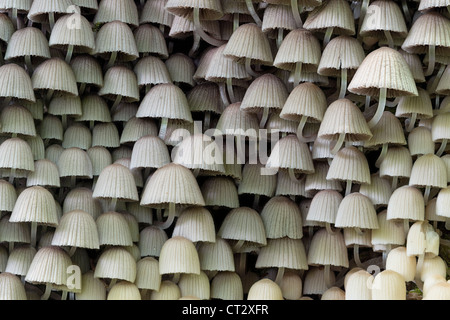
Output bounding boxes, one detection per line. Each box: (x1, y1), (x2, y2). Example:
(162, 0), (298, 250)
(0, 0), (448, 301)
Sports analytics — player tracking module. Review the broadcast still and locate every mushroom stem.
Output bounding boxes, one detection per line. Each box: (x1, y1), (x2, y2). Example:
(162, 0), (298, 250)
(245, 0), (262, 27)
(49, 12), (55, 31)
(288, 168), (298, 182)
(238, 252), (246, 278)
(158, 118), (169, 141)
(46, 89), (54, 105)
(384, 30), (394, 49)
(31, 221), (38, 247)
(275, 267), (285, 286)
(291, 0), (303, 28)
(25, 55), (33, 74)
(11, 8), (18, 30)
(428, 64), (446, 95)
(172, 273), (180, 284)
(253, 194), (260, 209)
(354, 244), (363, 268)
(339, 68), (348, 99)
(416, 253), (425, 278)
(61, 290), (68, 300)
(368, 87), (387, 128)
(331, 133), (345, 155)
(226, 77), (236, 104)
(204, 111), (211, 131)
(425, 45), (435, 77)
(259, 107), (269, 129)
(391, 176), (398, 191)
(219, 82), (230, 107)
(110, 197), (118, 212)
(276, 28), (284, 49)
(365, 95), (371, 112)
(324, 265), (333, 288)
(406, 113), (417, 133)
(106, 51), (118, 69)
(233, 239), (245, 252)
(156, 208), (162, 222)
(436, 139), (447, 157)
(236, 136), (245, 164)
(323, 27), (333, 47)
(325, 222), (336, 235)
(8, 241), (14, 254)
(424, 185), (431, 205)
(385, 97), (400, 107)
(293, 62), (302, 88)
(375, 143), (388, 168)
(193, 168), (200, 177)
(296, 115), (308, 142)
(345, 179), (352, 196)
(79, 83), (86, 96)
(403, 219), (410, 237)
(8, 168), (15, 184)
(245, 58), (259, 78)
(41, 283), (52, 300)
(400, 0), (411, 25)
(233, 13), (240, 32)
(193, 6), (226, 47)
(189, 31), (201, 58)
(68, 246), (77, 257)
(111, 94), (123, 111)
(156, 202), (176, 230)
(108, 278), (117, 291)
(65, 45), (74, 63)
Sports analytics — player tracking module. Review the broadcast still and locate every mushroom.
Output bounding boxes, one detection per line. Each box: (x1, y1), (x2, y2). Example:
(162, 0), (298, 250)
(135, 257), (162, 297)
(210, 271), (244, 300)
(261, 4), (297, 49)
(134, 24), (169, 60)
(306, 189), (343, 235)
(0, 0), (32, 30)
(247, 278), (284, 300)
(27, 0), (73, 32)
(187, 82), (224, 130)
(178, 271), (211, 300)
(62, 124), (92, 150)
(0, 137), (34, 184)
(94, 0), (139, 27)
(172, 206), (216, 245)
(139, 225), (168, 258)
(197, 236), (235, 276)
(371, 269), (406, 300)
(4, 245), (36, 283)
(0, 214), (30, 253)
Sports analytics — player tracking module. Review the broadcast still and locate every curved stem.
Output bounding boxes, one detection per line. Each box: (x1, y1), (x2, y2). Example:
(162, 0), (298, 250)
(385, 97), (400, 108)
(288, 168), (298, 182)
(406, 113), (417, 132)
(425, 45), (435, 77)
(155, 202), (176, 229)
(158, 118), (169, 140)
(436, 139), (447, 157)
(61, 291), (68, 301)
(193, 6), (226, 46)
(424, 185), (431, 205)
(111, 94), (122, 110)
(324, 265), (333, 289)
(291, 0), (303, 28)
(156, 208), (162, 222)
(331, 133), (345, 155)
(245, 58), (259, 78)
(233, 239), (245, 252)
(106, 51), (118, 69)
(325, 222), (336, 235)
(219, 82), (230, 107)
(416, 253), (425, 277)
(41, 284), (52, 300)
(68, 246), (77, 257)
(108, 278), (117, 291)
(401, 0), (411, 25)
(375, 143), (388, 168)
(382, 244), (391, 269)
(354, 244), (363, 268)
(383, 30), (394, 49)
(275, 267), (285, 286)
(65, 45), (74, 63)
(339, 69), (348, 99)
(428, 64), (446, 95)
(293, 62), (302, 88)
(189, 32), (201, 58)
(368, 87), (387, 128)
(46, 90), (54, 105)
(245, 0), (262, 27)
(226, 78), (236, 104)
(296, 115), (308, 142)
(323, 27), (333, 47)
(260, 107), (269, 129)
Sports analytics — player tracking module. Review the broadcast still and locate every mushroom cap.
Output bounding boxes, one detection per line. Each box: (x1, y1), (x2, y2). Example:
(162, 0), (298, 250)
(94, 246), (137, 283)
(318, 98), (372, 142)
(0, 104), (37, 137)
(93, 163), (139, 202)
(165, 53), (196, 87)
(200, 176), (240, 209)
(386, 185), (425, 221)
(39, 115), (64, 142)
(238, 163), (277, 197)
(172, 206), (216, 244)
(335, 192), (379, 229)
(5, 27), (50, 64)
(305, 161), (344, 194)
(94, 20), (139, 62)
(307, 189), (343, 225)
(70, 55), (104, 89)
(0, 179), (17, 212)
(63, 187), (103, 220)
(135, 257), (161, 291)
(260, 196), (303, 239)
(205, 44), (251, 83)
(327, 146), (371, 185)
(140, 163), (205, 208)
(87, 146), (112, 177)
(255, 237), (308, 271)
(408, 126), (435, 157)
(274, 28), (322, 72)
(0, 0), (33, 12)
(26, 159), (60, 188)
(57, 147), (93, 179)
(364, 111), (406, 149)
(307, 228), (349, 268)
(178, 271), (211, 300)
(51, 210), (100, 249)
(0, 137), (34, 172)
(423, 282), (450, 300)
(134, 55), (172, 87)
(0, 214), (30, 244)
(303, 0), (355, 35)
(95, 211), (133, 247)
(140, 0), (175, 27)
(187, 83), (223, 115)
(94, 0), (139, 27)
(197, 237), (235, 272)
(247, 278), (284, 300)
(436, 65), (450, 95)
(4, 245), (36, 277)
(214, 102), (260, 138)
(134, 24), (169, 59)
(150, 280), (181, 300)
(396, 87), (433, 120)
(75, 271), (107, 301)
(359, 173), (392, 208)
(0, 63), (36, 102)
(25, 246), (72, 286)
(62, 124), (92, 150)
(348, 47), (418, 98)
(261, 3), (297, 35)
(136, 83), (193, 123)
(371, 270), (406, 300)
(158, 236), (201, 276)
(385, 246), (416, 282)
(210, 271), (243, 300)
(223, 23), (273, 65)
(27, 0), (73, 24)
(98, 66), (140, 102)
(409, 153), (447, 189)
(165, 0), (223, 20)
(130, 135), (170, 171)
(31, 57), (79, 97)
(139, 225), (168, 258)
(398, 49), (425, 83)
(48, 94), (82, 117)
(344, 269), (373, 300)
(120, 117), (158, 145)
(169, 14), (221, 40)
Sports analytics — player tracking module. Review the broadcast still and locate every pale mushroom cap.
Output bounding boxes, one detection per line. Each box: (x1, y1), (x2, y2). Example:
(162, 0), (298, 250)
(205, 44), (251, 83)
(408, 126), (435, 156)
(345, 269), (373, 300)
(303, 0), (355, 35)
(139, 226), (168, 258)
(10, 186), (58, 226)
(0, 179), (17, 212)
(140, 163), (205, 208)
(303, 266), (335, 296)
(27, 0), (73, 23)
(87, 146), (113, 177)
(0, 272), (27, 300)
(261, 3), (297, 34)
(385, 246), (416, 282)
(95, 20), (139, 61)
(134, 24), (169, 59)
(48, 13), (95, 52)
(260, 196), (303, 239)
(238, 162), (277, 197)
(200, 176), (240, 209)
(214, 102), (260, 139)
(76, 94), (111, 123)
(134, 55), (172, 87)
(31, 57), (79, 97)
(398, 49), (425, 83)
(165, 0), (223, 20)
(187, 82), (223, 115)
(386, 185), (425, 221)
(150, 280), (181, 300)
(423, 282), (450, 300)
(136, 83), (193, 123)
(26, 159), (60, 188)
(217, 206), (267, 247)
(0, 214), (30, 244)
(52, 210), (100, 249)
(364, 111), (406, 148)
(359, 174), (392, 208)
(359, 0), (408, 38)
(327, 146), (371, 185)
(409, 153), (448, 189)
(48, 94), (82, 117)
(335, 192), (379, 229)
(0, 63), (36, 102)
(197, 237), (235, 272)
(5, 26), (50, 63)
(0, 0), (33, 12)
(94, 0), (139, 26)
(107, 281), (141, 300)
(247, 278), (284, 300)
(0, 137), (35, 172)
(419, 255), (447, 282)
(94, 246), (137, 283)
(57, 147), (93, 179)
(318, 98), (372, 142)
(130, 135), (170, 170)
(172, 206), (216, 244)
(158, 236), (201, 276)
(98, 66), (140, 102)
(274, 28), (322, 71)
(62, 124), (92, 150)
(396, 87), (433, 119)
(307, 228), (349, 268)
(321, 286), (345, 300)
(5, 245), (36, 277)
(318, 35), (365, 76)
(432, 112), (450, 143)
(306, 189), (343, 225)
(63, 187), (103, 220)
(379, 146), (412, 179)
(223, 23), (273, 65)
(93, 163), (139, 202)
(76, 271), (107, 301)
(371, 270), (406, 300)
(1, 104), (36, 138)
(92, 122), (120, 148)
(135, 257), (161, 291)
(255, 237), (308, 271)
(165, 53), (195, 87)
(70, 54), (104, 88)
(178, 271), (211, 300)
(266, 135), (315, 173)
(25, 246), (72, 286)
(210, 271), (244, 300)
(348, 47), (418, 98)
(120, 117), (158, 145)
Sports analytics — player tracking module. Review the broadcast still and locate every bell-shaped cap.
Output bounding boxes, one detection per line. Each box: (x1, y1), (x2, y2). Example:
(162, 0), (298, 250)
(371, 270), (406, 300)
(0, 137), (34, 173)
(386, 185), (425, 221)
(260, 196), (303, 239)
(26, 159), (60, 188)
(133, 55), (172, 88)
(247, 278), (283, 300)
(134, 24), (168, 59)
(255, 237), (308, 271)
(94, 246), (137, 283)
(57, 147), (93, 179)
(93, 164), (139, 202)
(96, 211), (133, 247)
(335, 192), (379, 230)
(210, 271), (243, 300)
(94, 0), (139, 27)
(98, 65), (140, 103)
(172, 206), (216, 244)
(0, 63), (35, 102)
(327, 146), (371, 185)
(27, 0), (73, 24)
(63, 187), (103, 220)
(140, 0), (175, 28)
(5, 27), (50, 66)
(158, 236), (201, 276)
(0, 104), (36, 137)
(139, 226), (168, 258)
(70, 55), (104, 89)
(130, 135), (170, 171)
(307, 228), (349, 268)
(238, 163), (277, 197)
(409, 153), (447, 189)
(95, 20), (139, 62)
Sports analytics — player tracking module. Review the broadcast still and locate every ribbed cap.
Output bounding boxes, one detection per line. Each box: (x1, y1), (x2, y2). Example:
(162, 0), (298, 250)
(98, 66), (140, 103)
(303, 0), (355, 35)
(70, 55), (104, 89)
(327, 146), (371, 185)
(307, 228), (349, 268)
(210, 271), (243, 300)
(57, 147), (93, 179)
(409, 153), (447, 189)
(371, 270), (406, 300)
(158, 236), (201, 275)
(238, 163), (277, 197)
(140, 0), (175, 27)
(4, 245), (36, 277)
(94, 0), (139, 27)
(260, 196), (303, 239)
(93, 164), (139, 202)
(134, 24), (169, 59)
(172, 206), (216, 244)
(165, 0), (224, 20)
(200, 176), (239, 209)
(247, 278), (284, 300)
(386, 185), (425, 221)
(256, 237), (308, 271)
(0, 63), (35, 102)
(135, 257), (161, 291)
(307, 189), (342, 225)
(26, 159), (60, 188)
(197, 237), (235, 272)
(139, 226), (168, 258)
(31, 57), (78, 96)
(0, 137), (34, 172)
(335, 192), (379, 229)
(94, 246), (137, 283)
(0, 104), (36, 137)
